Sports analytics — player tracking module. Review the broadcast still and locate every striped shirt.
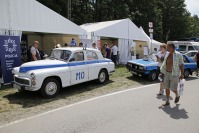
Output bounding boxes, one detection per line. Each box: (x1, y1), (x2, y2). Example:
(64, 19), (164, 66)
(160, 51), (184, 76)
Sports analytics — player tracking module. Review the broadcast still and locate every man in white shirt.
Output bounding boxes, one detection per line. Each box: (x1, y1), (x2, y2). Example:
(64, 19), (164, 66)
(111, 44), (118, 65)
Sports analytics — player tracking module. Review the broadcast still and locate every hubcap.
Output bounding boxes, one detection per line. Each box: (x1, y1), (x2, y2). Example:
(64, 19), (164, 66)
(45, 82), (57, 95)
(185, 71), (189, 77)
(152, 72), (157, 80)
(99, 72), (106, 82)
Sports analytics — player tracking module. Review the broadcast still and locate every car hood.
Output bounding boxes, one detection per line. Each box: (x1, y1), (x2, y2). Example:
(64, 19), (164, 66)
(128, 59), (158, 67)
(19, 59), (67, 73)
(21, 60), (66, 67)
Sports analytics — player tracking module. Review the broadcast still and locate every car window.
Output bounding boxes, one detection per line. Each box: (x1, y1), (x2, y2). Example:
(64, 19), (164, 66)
(191, 52), (197, 57)
(183, 55), (189, 63)
(188, 46), (195, 51)
(60, 50), (72, 61)
(86, 51), (98, 60)
(179, 45), (186, 51)
(186, 53), (192, 57)
(72, 52), (84, 61)
(194, 46), (199, 50)
(49, 50), (62, 59)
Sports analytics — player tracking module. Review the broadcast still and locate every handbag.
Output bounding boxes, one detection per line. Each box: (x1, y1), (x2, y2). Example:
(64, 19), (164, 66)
(178, 79), (185, 96)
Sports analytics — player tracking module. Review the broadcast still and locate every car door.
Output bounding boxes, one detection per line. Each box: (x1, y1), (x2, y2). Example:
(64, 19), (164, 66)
(183, 55), (196, 70)
(86, 50), (100, 80)
(69, 51), (89, 85)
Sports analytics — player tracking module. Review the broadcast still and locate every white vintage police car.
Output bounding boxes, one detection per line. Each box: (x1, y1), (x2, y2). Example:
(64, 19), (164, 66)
(12, 47), (115, 98)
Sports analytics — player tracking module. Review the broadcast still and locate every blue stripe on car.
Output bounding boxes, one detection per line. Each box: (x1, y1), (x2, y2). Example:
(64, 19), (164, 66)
(19, 59), (112, 73)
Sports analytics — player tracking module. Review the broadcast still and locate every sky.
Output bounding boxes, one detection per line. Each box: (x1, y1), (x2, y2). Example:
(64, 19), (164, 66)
(185, 0), (199, 16)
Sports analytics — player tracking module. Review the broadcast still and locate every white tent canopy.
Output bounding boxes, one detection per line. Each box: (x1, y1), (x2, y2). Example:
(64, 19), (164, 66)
(80, 19), (148, 41)
(0, 0), (86, 35)
(139, 27), (162, 52)
(81, 19), (150, 64)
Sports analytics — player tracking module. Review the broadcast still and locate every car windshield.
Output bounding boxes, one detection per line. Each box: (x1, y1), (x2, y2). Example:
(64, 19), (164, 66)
(194, 46), (199, 50)
(49, 50), (72, 61)
(143, 52), (157, 61)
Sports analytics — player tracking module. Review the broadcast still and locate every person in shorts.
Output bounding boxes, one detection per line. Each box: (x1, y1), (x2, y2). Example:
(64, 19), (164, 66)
(156, 44), (168, 95)
(160, 42), (184, 106)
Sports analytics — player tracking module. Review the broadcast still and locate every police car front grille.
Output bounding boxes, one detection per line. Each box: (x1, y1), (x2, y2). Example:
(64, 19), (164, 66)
(15, 77), (30, 86)
(128, 63), (139, 70)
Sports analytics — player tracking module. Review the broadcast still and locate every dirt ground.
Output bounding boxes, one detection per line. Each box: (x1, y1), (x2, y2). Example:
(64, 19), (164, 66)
(0, 65), (158, 125)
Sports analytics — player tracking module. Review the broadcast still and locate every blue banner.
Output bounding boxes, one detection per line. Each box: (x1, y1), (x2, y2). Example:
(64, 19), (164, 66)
(0, 36), (22, 84)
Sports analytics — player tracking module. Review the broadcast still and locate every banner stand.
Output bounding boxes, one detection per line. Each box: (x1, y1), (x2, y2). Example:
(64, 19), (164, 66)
(0, 35), (22, 86)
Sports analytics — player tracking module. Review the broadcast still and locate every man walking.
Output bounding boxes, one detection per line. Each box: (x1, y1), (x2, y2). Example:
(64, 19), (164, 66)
(111, 44), (118, 65)
(160, 42), (184, 106)
(30, 41), (41, 61)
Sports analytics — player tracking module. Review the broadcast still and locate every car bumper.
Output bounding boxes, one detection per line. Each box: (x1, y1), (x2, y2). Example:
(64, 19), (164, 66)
(13, 83), (39, 91)
(126, 66), (150, 75)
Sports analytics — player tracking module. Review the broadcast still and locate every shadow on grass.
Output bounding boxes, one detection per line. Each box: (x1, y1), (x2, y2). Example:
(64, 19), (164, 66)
(126, 75), (159, 85)
(3, 80), (114, 108)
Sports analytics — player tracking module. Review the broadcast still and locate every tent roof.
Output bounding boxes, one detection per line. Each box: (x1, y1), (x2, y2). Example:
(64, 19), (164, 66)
(80, 19), (148, 41)
(0, 0), (86, 35)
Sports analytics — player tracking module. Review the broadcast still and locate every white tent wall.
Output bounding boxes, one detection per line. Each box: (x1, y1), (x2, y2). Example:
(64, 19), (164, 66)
(139, 27), (162, 52)
(0, 0), (87, 35)
(82, 19), (149, 41)
(81, 19), (150, 64)
(118, 39), (132, 64)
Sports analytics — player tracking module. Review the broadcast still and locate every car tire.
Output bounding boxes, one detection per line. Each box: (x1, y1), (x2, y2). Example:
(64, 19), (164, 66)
(184, 69), (190, 78)
(148, 71), (157, 81)
(97, 69), (108, 84)
(40, 78), (60, 98)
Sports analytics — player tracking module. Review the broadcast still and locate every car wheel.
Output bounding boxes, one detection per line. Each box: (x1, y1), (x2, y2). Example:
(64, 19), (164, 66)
(148, 71), (157, 81)
(40, 78), (60, 98)
(97, 69), (108, 84)
(184, 69), (190, 78)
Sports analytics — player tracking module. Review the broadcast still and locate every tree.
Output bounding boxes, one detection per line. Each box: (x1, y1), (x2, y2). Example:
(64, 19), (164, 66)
(37, 0), (199, 41)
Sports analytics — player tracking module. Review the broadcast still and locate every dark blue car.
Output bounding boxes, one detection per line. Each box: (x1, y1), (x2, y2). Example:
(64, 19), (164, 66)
(126, 53), (197, 81)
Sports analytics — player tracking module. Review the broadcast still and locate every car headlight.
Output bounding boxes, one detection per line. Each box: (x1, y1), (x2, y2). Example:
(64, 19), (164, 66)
(30, 73), (36, 79)
(139, 66), (145, 70)
(30, 73), (36, 86)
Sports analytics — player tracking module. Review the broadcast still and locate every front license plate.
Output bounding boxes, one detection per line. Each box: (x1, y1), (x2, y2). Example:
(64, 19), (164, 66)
(131, 71), (137, 75)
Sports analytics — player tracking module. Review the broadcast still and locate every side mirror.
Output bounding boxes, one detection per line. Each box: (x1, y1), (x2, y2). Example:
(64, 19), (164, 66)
(69, 58), (75, 62)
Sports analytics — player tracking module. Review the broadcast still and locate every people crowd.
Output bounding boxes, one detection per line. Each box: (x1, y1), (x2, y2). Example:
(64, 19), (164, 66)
(27, 39), (119, 65)
(27, 39), (199, 78)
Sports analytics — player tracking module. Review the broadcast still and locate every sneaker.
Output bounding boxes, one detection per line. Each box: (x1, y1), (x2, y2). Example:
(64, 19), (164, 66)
(162, 102), (170, 106)
(175, 96), (180, 103)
